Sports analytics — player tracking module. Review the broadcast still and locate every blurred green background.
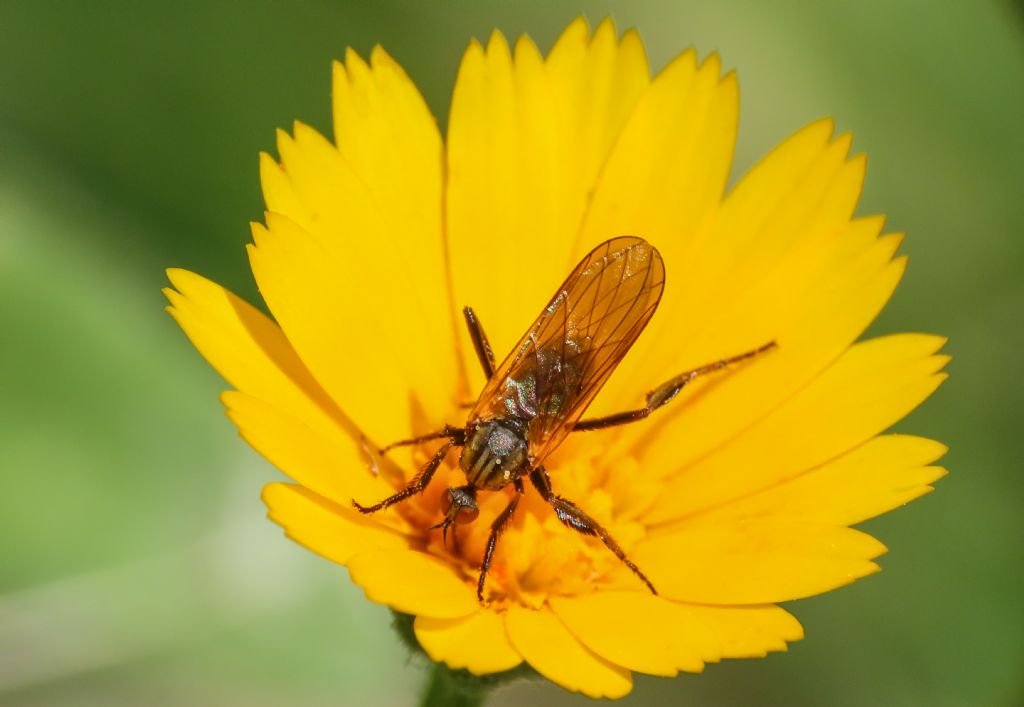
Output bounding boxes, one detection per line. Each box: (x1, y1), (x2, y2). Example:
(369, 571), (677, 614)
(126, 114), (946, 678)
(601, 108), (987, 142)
(2, 1), (1022, 705)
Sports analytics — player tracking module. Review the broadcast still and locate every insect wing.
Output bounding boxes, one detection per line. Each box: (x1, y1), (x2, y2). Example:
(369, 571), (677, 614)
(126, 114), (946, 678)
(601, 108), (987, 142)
(469, 237), (665, 463)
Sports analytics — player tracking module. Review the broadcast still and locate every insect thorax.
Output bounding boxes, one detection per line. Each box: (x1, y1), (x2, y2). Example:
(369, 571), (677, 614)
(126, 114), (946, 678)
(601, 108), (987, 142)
(460, 419), (530, 490)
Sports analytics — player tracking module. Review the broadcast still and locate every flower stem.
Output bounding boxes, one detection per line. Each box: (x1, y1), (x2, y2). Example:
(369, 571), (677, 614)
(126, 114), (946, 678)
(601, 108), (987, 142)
(419, 661), (491, 707)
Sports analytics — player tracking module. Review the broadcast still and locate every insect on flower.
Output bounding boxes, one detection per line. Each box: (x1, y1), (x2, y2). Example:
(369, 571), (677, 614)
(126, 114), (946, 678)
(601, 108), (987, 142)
(353, 236), (776, 601)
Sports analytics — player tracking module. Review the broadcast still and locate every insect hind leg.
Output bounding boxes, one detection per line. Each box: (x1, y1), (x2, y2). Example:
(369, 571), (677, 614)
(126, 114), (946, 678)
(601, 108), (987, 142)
(529, 467), (657, 595)
(571, 341), (777, 432)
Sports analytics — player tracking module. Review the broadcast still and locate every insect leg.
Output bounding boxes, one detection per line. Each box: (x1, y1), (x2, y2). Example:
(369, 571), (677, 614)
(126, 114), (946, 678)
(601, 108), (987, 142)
(529, 467), (657, 594)
(378, 424), (465, 454)
(477, 478), (524, 602)
(463, 306), (496, 379)
(572, 341), (777, 432)
(449, 522), (462, 555)
(352, 440), (454, 514)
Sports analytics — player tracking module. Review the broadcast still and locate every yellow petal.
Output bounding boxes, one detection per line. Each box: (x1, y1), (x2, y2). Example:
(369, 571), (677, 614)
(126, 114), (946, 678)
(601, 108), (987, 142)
(504, 605), (632, 698)
(446, 24), (654, 393)
(586, 124), (889, 474)
(648, 334), (948, 523)
(248, 213), (450, 453)
(259, 152), (307, 222)
(332, 47), (444, 259)
(634, 520), (886, 604)
(446, 32), (577, 391)
(260, 100), (455, 442)
(346, 549), (477, 619)
(163, 269), (347, 444)
(330, 47), (454, 389)
(567, 50), (738, 419)
(550, 591), (717, 676)
(681, 604), (804, 658)
(414, 610), (523, 674)
(546, 17), (650, 257)
(710, 123), (865, 279)
(575, 49), (736, 263)
(693, 434), (948, 527)
(223, 391), (399, 512)
(262, 483), (410, 566)
(625, 222), (909, 483)
(572, 53), (740, 414)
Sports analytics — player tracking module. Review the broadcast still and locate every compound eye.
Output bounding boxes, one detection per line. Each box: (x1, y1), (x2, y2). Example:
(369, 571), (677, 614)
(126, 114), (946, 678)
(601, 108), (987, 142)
(454, 505), (479, 524)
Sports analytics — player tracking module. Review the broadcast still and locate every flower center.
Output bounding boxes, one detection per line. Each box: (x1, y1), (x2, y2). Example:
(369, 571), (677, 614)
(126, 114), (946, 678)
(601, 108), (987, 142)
(395, 433), (662, 608)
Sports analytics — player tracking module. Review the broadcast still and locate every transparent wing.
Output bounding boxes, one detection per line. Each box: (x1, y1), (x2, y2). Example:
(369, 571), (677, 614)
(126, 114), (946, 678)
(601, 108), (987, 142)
(468, 236), (665, 464)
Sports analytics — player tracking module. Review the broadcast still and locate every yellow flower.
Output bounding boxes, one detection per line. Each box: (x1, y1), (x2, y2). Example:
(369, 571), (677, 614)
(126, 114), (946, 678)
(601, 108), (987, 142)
(164, 17), (948, 699)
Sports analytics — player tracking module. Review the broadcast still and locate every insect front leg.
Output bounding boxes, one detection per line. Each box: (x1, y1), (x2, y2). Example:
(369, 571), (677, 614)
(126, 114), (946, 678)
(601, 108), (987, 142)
(571, 341), (778, 432)
(476, 478), (524, 602)
(352, 441), (454, 514)
(529, 467), (657, 594)
(463, 306), (496, 379)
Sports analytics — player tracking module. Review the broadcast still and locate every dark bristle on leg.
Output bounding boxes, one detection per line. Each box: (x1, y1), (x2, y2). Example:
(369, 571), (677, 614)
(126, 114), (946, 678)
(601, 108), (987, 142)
(529, 467), (657, 595)
(572, 341), (777, 432)
(378, 425), (465, 455)
(450, 523), (461, 554)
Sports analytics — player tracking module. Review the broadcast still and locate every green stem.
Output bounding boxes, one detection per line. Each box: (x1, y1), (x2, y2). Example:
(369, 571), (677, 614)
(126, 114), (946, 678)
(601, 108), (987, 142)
(419, 661), (492, 707)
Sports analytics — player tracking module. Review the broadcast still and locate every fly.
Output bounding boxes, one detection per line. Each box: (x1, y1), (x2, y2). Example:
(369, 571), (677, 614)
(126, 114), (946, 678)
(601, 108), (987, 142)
(353, 236), (776, 602)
